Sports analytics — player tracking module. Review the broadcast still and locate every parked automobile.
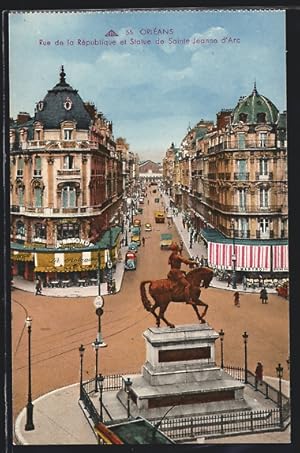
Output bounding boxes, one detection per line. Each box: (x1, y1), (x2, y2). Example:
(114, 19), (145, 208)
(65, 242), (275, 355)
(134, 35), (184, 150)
(128, 242), (139, 253)
(124, 251), (137, 270)
(160, 233), (173, 249)
(139, 197), (144, 204)
(144, 223), (152, 232)
(133, 219), (142, 227)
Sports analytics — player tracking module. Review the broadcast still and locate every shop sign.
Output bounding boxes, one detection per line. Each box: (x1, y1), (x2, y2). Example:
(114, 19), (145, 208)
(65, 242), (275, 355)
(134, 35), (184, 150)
(56, 238), (93, 248)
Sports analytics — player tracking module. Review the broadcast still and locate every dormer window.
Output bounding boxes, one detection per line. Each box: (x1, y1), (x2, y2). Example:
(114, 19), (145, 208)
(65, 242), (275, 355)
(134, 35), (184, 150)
(63, 97), (72, 111)
(257, 112), (266, 123)
(37, 101), (44, 111)
(239, 113), (247, 123)
(64, 129), (72, 140)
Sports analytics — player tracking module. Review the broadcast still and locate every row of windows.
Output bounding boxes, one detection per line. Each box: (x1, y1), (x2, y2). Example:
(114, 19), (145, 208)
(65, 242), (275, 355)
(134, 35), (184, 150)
(16, 185), (77, 208)
(35, 129), (74, 141)
(15, 221), (80, 240)
(16, 155), (75, 171)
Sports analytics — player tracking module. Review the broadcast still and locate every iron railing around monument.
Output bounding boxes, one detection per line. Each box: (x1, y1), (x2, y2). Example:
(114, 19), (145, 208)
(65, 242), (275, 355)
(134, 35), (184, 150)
(224, 365), (290, 422)
(152, 408), (281, 441)
(80, 369), (290, 441)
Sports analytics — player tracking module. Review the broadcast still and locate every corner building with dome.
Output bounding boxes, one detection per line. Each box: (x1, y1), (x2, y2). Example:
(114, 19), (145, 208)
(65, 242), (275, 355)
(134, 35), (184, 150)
(164, 84), (288, 279)
(10, 66), (138, 286)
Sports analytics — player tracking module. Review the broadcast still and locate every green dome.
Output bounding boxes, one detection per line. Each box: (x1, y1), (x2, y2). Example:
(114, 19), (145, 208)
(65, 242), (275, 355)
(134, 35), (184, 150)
(232, 83), (279, 125)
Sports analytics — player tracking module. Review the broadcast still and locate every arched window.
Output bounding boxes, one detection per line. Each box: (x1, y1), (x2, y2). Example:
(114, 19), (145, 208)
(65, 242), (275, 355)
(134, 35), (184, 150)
(62, 185), (76, 208)
(17, 157), (24, 176)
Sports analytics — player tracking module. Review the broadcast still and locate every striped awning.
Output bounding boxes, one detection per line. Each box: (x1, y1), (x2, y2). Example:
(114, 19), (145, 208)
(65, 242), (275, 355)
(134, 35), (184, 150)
(208, 242), (271, 272)
(208, 242), (289, 272)
(272, 245), (289, 272)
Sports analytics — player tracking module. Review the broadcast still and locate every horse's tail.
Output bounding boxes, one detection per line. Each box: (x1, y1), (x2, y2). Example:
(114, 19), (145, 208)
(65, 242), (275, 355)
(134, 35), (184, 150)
(140, 281), (153, 312)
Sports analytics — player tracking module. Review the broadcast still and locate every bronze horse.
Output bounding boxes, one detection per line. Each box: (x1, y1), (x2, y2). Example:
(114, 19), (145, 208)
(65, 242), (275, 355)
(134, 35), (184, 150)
(140, 266), (213, 328)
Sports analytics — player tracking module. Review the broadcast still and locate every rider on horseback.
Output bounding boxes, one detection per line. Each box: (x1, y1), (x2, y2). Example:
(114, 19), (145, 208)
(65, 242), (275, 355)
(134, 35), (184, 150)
(168, 242), (197, 305)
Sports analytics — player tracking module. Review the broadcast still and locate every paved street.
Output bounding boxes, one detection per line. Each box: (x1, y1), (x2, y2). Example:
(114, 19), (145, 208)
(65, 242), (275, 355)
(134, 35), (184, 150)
(12, 186), (290, 443)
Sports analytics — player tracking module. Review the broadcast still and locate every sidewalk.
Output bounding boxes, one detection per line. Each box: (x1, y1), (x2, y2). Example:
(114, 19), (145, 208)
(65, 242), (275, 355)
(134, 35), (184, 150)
(162, 192), (277, 295)
(14, 377), (290, 445)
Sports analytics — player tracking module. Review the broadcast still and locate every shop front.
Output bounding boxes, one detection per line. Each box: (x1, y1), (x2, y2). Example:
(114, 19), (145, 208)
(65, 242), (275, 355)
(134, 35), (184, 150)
(11, 226), (122, 287)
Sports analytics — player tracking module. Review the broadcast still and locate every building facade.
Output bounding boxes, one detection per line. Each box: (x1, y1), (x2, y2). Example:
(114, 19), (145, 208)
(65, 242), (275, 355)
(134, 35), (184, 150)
(10, 66), (136, 285)
(163, 84), (288, 277)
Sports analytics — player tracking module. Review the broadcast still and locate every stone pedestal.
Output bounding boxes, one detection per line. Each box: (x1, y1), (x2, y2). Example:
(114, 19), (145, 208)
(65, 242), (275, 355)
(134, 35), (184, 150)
(117, 324), (249, 419)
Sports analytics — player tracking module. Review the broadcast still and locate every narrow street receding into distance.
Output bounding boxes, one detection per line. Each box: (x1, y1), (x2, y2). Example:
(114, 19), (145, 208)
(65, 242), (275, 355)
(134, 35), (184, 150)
(12, 186), (289, 422)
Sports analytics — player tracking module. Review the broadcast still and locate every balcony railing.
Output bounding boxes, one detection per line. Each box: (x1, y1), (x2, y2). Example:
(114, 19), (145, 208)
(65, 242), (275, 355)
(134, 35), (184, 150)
(234, 172), (250, 180)
(255, 172), (273, 180)
(57, 169), (81, 177)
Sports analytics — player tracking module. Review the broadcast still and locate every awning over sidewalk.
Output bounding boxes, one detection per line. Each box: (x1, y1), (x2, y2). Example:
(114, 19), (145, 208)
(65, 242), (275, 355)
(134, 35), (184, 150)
(11, 226), (122, 273)
(208, 242), (272, 272)
(203, 228), (288, 272)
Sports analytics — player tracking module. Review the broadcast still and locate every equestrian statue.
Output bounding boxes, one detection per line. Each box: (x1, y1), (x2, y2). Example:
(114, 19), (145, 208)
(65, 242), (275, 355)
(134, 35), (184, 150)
(140, 242), (213, 328)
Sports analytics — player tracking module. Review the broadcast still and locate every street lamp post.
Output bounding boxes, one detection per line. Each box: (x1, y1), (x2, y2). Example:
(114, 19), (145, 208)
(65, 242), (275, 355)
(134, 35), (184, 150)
(25, 316), (35, 431)
(125, 377), (133, 418)
(242, 331), (249, 384)
(98, 373), (105, 422)
(97, 249), (101, 297)
(93, 339), (101, 393)
(231, 218), (237, 289)
(79, 344), (85, 400)
(189, 229), (193, 249)
(276, 363), (284, 428)
(92, 296), (107, 393)
(219, 329), (225, 369)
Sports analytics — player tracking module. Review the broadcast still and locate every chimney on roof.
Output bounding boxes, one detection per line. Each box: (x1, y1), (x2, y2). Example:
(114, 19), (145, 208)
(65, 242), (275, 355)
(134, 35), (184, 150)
(17, 112), (31, 125)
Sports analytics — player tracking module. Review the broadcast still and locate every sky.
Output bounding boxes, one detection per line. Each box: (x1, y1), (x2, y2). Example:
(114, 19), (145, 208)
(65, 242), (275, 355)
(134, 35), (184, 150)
(9, 9), (286, 162)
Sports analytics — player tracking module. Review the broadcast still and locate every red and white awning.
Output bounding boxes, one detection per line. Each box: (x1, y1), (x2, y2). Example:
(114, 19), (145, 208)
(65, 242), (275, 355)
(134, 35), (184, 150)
(208, 242), (271, 272)
(272, 245), (289, 272)
(208, 242), (289, 272)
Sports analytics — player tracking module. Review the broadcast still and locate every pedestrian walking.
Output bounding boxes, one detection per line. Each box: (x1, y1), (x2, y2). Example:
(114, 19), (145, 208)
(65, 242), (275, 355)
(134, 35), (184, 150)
(35, 276), (42, 295)
(179, 240), (184, 255)
(233, 291), (240, 307)
(142, 237), (145, 247)
(227, 273), (232, 288)
(255, 362), (263, 386)
(242, 274), (247, 290)
(260, 287), (268, 304)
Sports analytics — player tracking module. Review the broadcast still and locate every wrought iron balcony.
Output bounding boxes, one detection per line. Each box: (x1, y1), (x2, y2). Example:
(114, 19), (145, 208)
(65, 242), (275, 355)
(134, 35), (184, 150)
(234, 172), (250, 180)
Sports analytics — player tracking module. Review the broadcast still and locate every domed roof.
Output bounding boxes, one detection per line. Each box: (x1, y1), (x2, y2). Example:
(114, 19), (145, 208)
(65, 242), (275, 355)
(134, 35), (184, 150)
(34, 66), (92, 129)
(232, 83), (279, 125)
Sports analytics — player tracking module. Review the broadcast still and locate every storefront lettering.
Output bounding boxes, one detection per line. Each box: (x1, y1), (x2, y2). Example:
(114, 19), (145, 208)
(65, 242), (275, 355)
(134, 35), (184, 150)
(56, 238), (93, 248)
